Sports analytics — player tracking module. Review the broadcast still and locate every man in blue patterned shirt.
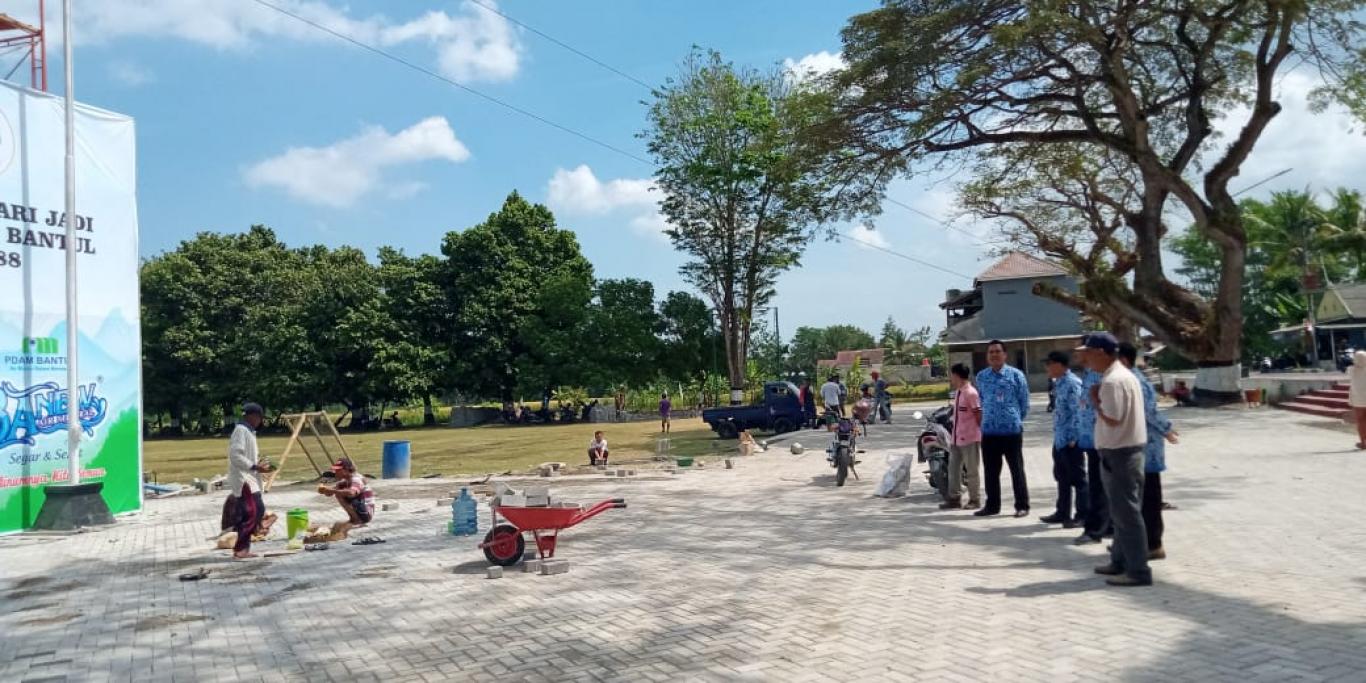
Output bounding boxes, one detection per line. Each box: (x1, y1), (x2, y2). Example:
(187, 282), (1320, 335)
(1074, 363), (1110, 545)
(973, 340), (1031, 517)
(1119, 342), (1179, 560)
(1041, 351), (1088, 527)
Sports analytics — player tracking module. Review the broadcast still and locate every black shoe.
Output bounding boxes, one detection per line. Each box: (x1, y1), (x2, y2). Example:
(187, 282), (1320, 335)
(1039, 513), (1068, 524)
(1105, 575), (1153, 587)
(1073, 533), (1102, 546)
(939, 501), (962, 510)
(1013, 509), (1029, 518)
(973, 508), (998, 517)
(1093, 564), (1124, 576)
(1062, 519), (1080, 529)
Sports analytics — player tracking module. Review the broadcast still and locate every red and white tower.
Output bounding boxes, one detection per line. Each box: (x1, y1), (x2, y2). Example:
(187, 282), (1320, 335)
(0, 1), (47, 91)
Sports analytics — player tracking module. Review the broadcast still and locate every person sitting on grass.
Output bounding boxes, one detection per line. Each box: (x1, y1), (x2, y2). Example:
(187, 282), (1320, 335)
(588, 431), (610, 466)
(317, 457), (375, 526)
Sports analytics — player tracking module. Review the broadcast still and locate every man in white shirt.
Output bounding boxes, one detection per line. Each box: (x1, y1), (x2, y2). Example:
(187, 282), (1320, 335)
(1078, 333), (1150, 587)
(820, 374), (844, 419)
(588, 431), (610, 466)
(226, 403), (273, 559)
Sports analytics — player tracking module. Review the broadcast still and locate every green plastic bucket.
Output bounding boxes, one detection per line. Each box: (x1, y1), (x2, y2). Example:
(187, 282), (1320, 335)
(675, 457), (694, 468)
(286, 508), (309, 540)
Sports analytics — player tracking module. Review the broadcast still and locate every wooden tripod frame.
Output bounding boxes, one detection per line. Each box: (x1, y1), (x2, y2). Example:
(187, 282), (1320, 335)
(263, 411), (353, 492)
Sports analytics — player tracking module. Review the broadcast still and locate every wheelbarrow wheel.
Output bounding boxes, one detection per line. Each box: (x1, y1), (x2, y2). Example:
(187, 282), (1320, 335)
(482, 524), (525, 566)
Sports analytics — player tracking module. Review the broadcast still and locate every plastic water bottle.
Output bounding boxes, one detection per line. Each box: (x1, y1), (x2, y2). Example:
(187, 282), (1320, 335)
(452, 487), (479, 536)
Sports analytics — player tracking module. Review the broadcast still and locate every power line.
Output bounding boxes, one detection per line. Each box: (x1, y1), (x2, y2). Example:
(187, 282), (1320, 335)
(253, 0), (986, 278)
(883, 196), (994, 247)
(838, 233), (973, 280)
(1240, 166), (1289, 196)
(248, 0), (652, 166)
(466, 0), (653, 91)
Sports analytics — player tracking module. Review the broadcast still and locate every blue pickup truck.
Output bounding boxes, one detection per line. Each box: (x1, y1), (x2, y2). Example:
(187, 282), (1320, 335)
(702, 381), (805, 438)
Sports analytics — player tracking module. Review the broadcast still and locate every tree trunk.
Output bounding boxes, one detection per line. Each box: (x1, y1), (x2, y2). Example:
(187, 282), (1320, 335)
(423, 395), (436, 426)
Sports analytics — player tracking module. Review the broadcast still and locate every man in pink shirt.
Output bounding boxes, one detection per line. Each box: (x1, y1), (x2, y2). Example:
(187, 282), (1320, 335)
(941, 363), (983, 509)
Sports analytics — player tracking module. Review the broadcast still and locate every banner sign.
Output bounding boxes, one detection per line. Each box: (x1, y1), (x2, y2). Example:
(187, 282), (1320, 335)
(0, 80), (141, 533)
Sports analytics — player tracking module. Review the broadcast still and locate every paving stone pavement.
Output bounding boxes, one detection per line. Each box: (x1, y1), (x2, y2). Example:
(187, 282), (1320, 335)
(4, 402), (1366, 682)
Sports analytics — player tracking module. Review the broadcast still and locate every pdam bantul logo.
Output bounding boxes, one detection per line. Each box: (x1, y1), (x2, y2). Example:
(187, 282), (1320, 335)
(0, 108), (13, 176)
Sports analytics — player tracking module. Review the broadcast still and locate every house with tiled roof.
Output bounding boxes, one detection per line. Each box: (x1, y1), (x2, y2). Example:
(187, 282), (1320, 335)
(939, 252), (1083, 391)
(816, 348), (885, 374)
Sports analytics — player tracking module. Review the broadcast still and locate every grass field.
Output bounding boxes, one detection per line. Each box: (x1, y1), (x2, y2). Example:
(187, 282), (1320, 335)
(143, 418), (734, 484)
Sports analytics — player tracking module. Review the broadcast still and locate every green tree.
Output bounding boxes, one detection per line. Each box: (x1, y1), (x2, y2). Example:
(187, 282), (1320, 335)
(879, 317), (907, 351)
(582, 278), (664, 390)
(141, 226), (298, 429)
(644, 49), (863, 402)
(438, 192), (594, 401)
(1173, 190), (1357, 364)
(818, 1), (1366, 397)
(658, 291), (719, 384)
(517, 270), (595, 399)
(375, 248), (447, 424)
(787, 324), (876, 376)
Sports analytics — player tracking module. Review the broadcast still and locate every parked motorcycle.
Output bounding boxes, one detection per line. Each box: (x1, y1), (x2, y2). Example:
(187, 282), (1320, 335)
(914, 405), (955, 498)
(824, 408), (860, 486)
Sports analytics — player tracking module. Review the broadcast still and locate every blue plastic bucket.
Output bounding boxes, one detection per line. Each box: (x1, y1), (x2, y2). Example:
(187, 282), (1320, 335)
(381, 440), (411, 479)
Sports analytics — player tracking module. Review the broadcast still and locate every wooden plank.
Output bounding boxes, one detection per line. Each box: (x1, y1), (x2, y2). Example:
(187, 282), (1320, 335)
(264, 414), (306, 492)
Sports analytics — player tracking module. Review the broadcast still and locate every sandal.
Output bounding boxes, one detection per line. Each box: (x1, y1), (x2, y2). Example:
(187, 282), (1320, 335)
(352, 537), (386, 546)
(178, 568), (210, 581)
(304, 543), (330, 551)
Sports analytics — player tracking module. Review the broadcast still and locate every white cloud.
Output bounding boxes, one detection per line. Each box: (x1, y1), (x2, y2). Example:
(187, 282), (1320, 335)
(845, 223), (890, 250)
(68, 0), (522, 83)
(107, 60), (153, 86)
(1211, 70), (1366, 197)
(546, 165), (670, 242)
(244, 117), (470, 208)
(783, 50), (845, 82)
(547, 165), (656, 213)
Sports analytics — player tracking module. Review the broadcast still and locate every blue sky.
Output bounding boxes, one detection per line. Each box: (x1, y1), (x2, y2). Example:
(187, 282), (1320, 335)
(10, 1), (1365, 339)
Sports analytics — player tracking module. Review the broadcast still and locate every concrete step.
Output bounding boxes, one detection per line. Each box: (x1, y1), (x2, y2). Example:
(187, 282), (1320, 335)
(1276, 400), (1347, 419)
(1295, 394), (1351, 409)
(1314, 387), (1349, 397)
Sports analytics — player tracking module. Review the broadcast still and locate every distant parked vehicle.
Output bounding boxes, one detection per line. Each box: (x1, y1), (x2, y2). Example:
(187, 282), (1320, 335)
(702, 381), (805, 439)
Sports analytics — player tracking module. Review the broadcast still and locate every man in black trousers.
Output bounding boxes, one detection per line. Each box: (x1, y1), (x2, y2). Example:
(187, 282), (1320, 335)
(973, 340), (1031, 517)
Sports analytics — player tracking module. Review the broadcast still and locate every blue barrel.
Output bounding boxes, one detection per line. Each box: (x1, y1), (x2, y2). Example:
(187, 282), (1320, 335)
(381, 440), (411, 479)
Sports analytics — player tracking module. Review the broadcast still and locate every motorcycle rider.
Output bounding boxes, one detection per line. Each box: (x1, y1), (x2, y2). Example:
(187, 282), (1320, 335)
(820, 373), (844, 420)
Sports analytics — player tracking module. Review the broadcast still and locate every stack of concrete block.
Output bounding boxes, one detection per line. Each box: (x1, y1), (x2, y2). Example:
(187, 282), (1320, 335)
(523, 558), (543, 573)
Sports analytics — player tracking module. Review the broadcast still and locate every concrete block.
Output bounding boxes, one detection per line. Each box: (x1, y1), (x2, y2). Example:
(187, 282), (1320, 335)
(486, 566), (504, 579)
(616, 469), (628, 477)
(382, 502), (399, 512)
(604, 470), (616, 477)
(436, 498), (454, 507)
(523, 559), (543, 573)
(540, 559), (569, 575)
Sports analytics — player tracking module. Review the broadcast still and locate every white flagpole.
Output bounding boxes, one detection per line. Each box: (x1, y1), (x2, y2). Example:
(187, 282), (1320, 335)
(62, 0), (80, 485)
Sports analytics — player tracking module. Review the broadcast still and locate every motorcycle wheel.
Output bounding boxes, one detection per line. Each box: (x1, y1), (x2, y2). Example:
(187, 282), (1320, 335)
(835, 448), (851, 487)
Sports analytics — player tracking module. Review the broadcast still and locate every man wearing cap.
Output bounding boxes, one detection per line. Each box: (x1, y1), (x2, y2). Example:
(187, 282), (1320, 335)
(317, 457), (375, 526)
(1078, 332), (1151, 587)
(226, 403), (273, 559)
(973, 340), (1031, 518)
(1041, 350), (1088, 528)
(1118, 341), (1179, 560)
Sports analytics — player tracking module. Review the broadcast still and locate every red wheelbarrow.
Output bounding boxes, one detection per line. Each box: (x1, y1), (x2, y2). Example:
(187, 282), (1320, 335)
(479, 498), (627, 566)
